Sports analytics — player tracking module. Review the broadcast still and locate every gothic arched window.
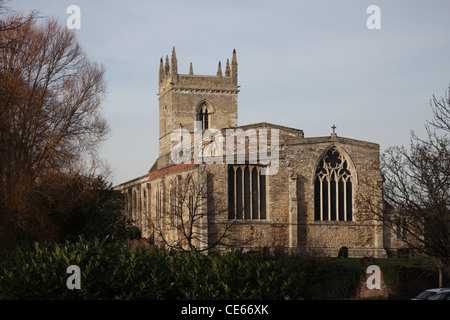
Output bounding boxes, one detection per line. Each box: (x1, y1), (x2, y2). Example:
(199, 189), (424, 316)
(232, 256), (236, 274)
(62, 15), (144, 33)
(314, 148), (353, 222)
(197, 102), (210, 129)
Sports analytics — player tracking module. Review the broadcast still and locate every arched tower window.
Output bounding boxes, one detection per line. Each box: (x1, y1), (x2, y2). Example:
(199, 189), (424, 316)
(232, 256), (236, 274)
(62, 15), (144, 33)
(197, 102), (211, 129)
(314, 148), (354, 222)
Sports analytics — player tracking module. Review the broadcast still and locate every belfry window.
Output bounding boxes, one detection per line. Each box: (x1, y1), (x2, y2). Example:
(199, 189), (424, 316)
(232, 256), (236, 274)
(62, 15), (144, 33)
(197, 103), (210, 129)
(228, 165), (266, 220)
(314, 148), (353, 222)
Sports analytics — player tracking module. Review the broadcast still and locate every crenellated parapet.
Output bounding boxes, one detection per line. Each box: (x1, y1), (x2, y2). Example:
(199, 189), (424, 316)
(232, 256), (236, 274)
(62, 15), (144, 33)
(159, 47), (238, 96)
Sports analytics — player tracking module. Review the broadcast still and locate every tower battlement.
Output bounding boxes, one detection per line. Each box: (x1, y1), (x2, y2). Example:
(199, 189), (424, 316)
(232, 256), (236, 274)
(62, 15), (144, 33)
(159, 47), (238, 96)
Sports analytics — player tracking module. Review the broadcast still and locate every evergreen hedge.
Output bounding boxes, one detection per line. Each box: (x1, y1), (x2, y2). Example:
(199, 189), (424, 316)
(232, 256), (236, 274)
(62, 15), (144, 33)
(0, 238), (362, 300)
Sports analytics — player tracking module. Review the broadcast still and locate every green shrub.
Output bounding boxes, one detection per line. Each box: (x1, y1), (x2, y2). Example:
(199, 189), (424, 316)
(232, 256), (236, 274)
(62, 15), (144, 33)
(0, 239), (362, 300)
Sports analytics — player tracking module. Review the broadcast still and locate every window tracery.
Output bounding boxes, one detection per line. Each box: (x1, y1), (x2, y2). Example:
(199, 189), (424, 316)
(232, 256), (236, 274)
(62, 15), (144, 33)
(314, 148), (353, 221)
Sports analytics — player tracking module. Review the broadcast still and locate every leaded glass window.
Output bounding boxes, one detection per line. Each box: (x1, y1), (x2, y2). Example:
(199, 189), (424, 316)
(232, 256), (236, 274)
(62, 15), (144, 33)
(314, 148), (353, 221)
(228, 165), (267, 220)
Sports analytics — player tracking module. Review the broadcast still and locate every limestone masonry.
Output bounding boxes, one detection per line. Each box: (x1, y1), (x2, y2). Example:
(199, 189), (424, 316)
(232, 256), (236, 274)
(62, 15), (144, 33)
(115, 48), (406, 257)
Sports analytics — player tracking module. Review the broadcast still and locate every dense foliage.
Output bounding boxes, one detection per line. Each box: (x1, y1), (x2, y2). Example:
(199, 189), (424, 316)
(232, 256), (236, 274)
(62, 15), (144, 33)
(0, 12), (109, 250)
(5, 174), (140, 248)
(0, 238), (362, 300)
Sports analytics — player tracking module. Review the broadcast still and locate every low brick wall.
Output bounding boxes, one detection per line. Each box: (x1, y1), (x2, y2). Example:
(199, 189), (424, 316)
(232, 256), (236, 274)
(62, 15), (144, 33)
(356, 266), (390, 299)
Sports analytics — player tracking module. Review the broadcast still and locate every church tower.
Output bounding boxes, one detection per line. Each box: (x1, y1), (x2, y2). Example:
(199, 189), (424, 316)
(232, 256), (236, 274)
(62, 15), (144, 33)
(157, 47), (239, 157)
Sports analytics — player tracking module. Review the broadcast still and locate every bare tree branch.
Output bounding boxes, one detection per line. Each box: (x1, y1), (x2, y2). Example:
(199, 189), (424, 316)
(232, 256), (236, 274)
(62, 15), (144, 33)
(152, 166), (237, 253)
(358, 87), (450, 286)
(428, 85), (450, 133)
(0, 12), (109, 247)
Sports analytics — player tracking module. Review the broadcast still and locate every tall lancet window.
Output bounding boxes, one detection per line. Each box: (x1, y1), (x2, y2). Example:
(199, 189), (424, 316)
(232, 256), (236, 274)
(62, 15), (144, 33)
(228, 165), (267, 220)
(314, 148), (354, 222)
(197, 103), (210, 130)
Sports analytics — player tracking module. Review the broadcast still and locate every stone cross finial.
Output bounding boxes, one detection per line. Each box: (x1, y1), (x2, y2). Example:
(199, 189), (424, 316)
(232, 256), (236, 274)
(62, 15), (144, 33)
(331, 124), (337, 139)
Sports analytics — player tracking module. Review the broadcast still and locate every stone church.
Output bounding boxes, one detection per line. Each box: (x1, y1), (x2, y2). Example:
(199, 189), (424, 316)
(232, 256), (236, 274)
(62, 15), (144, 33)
(115, 48), (405, 258)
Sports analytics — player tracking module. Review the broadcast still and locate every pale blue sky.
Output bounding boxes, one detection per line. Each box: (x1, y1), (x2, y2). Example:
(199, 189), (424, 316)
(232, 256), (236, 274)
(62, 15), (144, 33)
(9, 0), (450, 185)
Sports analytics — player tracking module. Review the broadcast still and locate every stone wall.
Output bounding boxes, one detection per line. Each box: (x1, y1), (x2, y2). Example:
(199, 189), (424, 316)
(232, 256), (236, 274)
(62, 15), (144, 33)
(115, 128), (391, 257)
(283, 134), (386, 257)
(158, 90), (238, 157)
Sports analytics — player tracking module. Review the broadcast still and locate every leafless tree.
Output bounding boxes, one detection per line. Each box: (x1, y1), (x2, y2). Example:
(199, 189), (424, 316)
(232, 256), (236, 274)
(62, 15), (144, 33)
(152, 166), (237, 253)
(0, 1), (38, 49)
(358, 86), (450, 287)
(428, 85), (450, 134)
(0, 13), (109, 248)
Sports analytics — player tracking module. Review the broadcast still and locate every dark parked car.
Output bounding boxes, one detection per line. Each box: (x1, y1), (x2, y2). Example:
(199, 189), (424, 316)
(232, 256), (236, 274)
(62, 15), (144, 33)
(412, 288), (450, 300)
(430, 289), (450, 300)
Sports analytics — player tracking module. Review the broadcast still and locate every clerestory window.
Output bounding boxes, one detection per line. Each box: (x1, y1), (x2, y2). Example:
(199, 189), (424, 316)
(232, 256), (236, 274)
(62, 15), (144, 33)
(314, 148), (354, 222)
